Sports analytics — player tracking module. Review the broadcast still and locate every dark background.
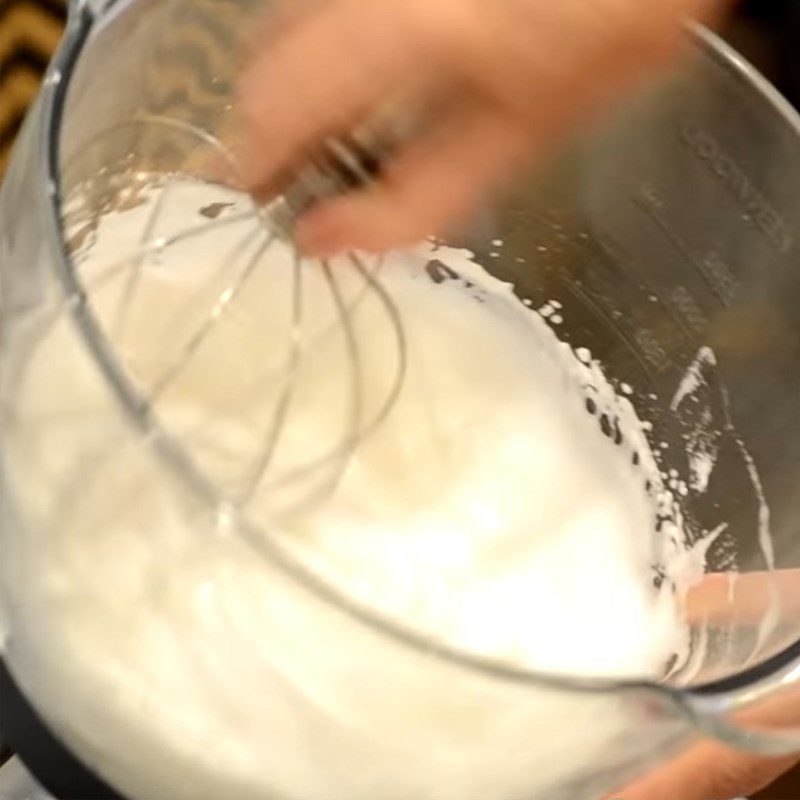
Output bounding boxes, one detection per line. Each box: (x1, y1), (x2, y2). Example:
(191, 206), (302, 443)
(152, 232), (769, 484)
(726, 0), (800, 104)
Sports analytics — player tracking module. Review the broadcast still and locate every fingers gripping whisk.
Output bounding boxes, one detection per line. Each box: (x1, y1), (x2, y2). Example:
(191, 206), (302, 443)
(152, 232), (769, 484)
(58, 114), (408, 522)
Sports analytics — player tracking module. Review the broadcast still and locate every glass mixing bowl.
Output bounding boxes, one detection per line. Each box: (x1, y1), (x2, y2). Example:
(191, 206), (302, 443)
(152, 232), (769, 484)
(4, 1), (800, 799)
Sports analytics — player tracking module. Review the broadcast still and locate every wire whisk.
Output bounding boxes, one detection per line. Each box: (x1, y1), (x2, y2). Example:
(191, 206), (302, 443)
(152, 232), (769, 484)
(57, 113), (409, 522)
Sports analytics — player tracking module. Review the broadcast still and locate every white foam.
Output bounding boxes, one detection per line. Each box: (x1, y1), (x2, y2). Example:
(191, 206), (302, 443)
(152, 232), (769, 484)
(0, 179), (710, 800)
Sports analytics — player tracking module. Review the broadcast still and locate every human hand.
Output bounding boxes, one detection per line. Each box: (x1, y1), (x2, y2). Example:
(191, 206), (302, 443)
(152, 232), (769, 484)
(611, 569), (800, 800)
(611, 739), (799, 800)
(238, 0), (724, 255)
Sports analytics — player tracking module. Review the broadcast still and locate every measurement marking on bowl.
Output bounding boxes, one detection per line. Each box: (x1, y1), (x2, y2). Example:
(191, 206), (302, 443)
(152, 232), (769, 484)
(679, 121), (793, 255)
(633, 188), (738, 308)
(670, 285), (708, 335)
(633, 328), (671, 373)
(564, 276), (672, 376)
(564, 232), (681, 375)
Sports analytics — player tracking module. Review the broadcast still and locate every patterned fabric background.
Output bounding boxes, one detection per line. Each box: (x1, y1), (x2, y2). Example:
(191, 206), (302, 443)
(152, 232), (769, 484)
(0, 0), (66, 176)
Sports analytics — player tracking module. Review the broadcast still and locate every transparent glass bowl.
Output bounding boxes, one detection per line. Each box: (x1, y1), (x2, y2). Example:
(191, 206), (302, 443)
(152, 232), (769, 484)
(4, 2), (800, 799)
